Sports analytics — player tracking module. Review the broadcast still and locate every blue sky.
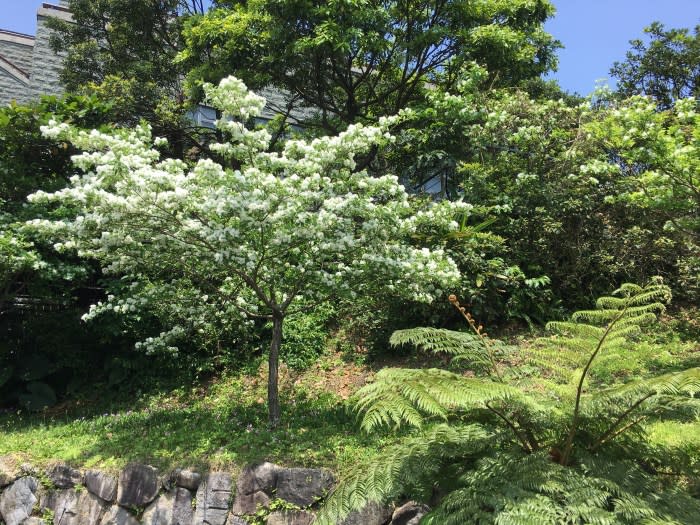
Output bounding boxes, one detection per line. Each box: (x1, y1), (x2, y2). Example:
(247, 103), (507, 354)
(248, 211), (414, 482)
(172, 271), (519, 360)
(545, 0), (699, 95)
(1, 0), (698, 95)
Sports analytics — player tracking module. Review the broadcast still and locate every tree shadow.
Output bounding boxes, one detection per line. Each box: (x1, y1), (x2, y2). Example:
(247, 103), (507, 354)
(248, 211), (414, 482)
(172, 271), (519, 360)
(0, 388), (379, 473)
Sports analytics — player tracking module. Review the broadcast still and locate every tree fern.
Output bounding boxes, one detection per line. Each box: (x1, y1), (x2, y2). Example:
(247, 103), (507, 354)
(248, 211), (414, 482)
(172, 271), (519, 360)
(545, 280), (674, 465)
(314, 424), (493, 525)
(354, 368), (518, 432)
(318, 281), (700, 524)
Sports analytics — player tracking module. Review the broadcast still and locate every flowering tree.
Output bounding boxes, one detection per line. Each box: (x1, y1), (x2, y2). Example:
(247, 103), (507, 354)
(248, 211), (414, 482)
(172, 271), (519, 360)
(585, 96), (699, 242)
(30, 76), (463, 425)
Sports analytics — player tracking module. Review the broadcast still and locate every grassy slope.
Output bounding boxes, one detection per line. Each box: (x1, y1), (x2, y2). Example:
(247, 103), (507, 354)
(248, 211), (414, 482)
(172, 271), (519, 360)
(0, 311), (698, 478)
(0, 353), (393, 473)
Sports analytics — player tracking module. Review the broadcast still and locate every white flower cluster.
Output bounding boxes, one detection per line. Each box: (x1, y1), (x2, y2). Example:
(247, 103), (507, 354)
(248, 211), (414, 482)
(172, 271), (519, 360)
(31, 76), (465, 352)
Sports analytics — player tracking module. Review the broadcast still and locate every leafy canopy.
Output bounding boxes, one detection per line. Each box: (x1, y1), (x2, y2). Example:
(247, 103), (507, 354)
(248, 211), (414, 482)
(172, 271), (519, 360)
(180, 0), (559, 132)
(611, 22), (700, 109)
(49, 0), (209, 155)
(585, 95), (700, 243)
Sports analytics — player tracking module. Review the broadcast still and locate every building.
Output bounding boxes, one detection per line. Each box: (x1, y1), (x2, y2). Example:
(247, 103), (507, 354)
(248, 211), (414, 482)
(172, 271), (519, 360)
(0, 2), (71, 106)
(0, 1), (312, 123)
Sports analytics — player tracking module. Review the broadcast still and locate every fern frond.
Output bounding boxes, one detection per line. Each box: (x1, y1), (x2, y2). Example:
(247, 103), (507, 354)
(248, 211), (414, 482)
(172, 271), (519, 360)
(547, 280), (672, 465)
(546, 321), (605, 338)
(423, 451), (700, 525)
(354, 368), (517, 432)
(599, 368), (700, 399)
(314, 424), (492, 525)
(390, 327), (492, 365)
(570, 308), (622, 324)
(618, 286), (671, 307)
(607, 311), (658, 329)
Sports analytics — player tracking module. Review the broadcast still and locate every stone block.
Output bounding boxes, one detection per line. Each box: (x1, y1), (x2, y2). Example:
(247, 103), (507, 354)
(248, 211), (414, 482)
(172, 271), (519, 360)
(141, 487), (193, 525)
(275, 468), (334, 507)
(99, 505), (140, 525)
(340, 501), (392, 525)
(85, 470), (118, 503)
(47, 464), (83, 489)
(168, 468), (201, 491)
(225, 514), (249, 525)
(117, 464), (159, 507)
(193, 472), (232, 525)
(266, 510), (315, 525)
(49, 488), (105, 525)
(390, 501), (429, 525)
(0, 476), (40, 525)
(232, 462), (334, 514)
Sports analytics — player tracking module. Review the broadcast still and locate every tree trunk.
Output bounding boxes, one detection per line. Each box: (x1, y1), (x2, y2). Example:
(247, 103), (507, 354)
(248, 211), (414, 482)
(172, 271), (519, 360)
(268, 312), (284, 427)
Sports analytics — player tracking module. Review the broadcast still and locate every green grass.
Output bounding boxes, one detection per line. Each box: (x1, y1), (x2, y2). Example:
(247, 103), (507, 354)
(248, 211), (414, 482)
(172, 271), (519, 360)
(0, 356), (392, 474)
(648, 420), (700, 449)
(1, 311), (698, 481)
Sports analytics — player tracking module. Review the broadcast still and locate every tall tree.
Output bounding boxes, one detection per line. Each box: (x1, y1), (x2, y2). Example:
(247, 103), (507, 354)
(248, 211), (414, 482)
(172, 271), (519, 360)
(610, 22), (700, 109)
(48, 0), (209, 153)
(180, 0), (559, 133)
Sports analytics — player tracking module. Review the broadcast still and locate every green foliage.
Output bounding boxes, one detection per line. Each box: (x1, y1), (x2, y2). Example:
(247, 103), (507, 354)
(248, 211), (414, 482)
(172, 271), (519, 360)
(611, 22), (700, 108)
(394, 69), (695, 309)
(40, 507), (55, 523)
(0, 94), (113, 213)
(355, 368), (516, 432)
(319, 282), (700, 523)
(278, 304), (334, 371)
(51, 0), (205, 92)
(586, 96), (699, 240)
(248, 498), (303, 525)
(315, 423), (492, 524)
(389, 328), (498, 370)
(49, 0), (208, 157)
(0, 94), (132, 410)
(180, 0), (559, 132)
(421, 451), (700, 525)
(582, 95), (700, 304)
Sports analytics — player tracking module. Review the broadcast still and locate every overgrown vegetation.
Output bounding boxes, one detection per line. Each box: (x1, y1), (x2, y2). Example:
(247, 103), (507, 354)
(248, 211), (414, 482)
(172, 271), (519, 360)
(317, 282), (700, 524)
(1, 1), (699, 522)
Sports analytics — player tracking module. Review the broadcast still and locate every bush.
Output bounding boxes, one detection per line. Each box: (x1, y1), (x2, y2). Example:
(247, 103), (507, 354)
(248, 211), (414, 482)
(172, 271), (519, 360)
(278, 304), (335, 371)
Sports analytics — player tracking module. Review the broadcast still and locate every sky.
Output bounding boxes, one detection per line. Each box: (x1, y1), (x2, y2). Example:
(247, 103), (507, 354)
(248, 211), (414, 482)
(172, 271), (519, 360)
(544, 0), (699, 95)
(1, 0), (698, 96)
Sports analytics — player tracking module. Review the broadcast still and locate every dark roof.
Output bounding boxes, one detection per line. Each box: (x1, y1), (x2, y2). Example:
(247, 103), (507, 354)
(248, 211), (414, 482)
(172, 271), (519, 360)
(42, 3), (72, 14)
(0, 53), (31, 81)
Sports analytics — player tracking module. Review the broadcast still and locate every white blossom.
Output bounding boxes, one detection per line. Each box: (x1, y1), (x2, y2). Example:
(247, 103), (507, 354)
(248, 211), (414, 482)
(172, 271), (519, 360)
(30, 76), (465, 353)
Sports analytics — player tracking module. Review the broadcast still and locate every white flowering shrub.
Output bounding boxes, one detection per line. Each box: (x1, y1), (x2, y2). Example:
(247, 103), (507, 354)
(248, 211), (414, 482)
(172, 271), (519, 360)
(30, 76), (465, 424)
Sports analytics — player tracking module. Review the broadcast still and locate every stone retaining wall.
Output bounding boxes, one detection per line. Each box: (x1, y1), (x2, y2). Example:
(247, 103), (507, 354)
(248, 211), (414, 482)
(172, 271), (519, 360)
(0, 458), (427, 525)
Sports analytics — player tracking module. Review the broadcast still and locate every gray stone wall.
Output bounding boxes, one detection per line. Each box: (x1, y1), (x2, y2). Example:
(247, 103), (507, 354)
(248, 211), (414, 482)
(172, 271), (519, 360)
(0, 39), (34, 74)
(29, 13), (66, 101)
(0, 31), (35, 106)
(0, 3), (70, 106)
(0, 66), (31, 106)
(0, 459), (425, 525)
